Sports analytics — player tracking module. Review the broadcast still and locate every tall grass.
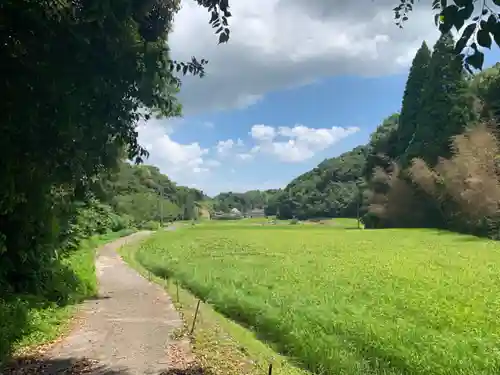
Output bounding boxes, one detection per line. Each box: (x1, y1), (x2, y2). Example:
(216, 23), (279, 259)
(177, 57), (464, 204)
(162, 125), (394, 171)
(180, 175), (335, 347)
(136, 225), (500, 375)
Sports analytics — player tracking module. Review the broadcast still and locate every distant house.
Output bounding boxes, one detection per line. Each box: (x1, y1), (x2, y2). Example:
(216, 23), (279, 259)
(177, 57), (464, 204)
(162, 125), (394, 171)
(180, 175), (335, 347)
(247, 208), (265, 218)
(230, 207), (242, 216)
(212, 208), (243, 220)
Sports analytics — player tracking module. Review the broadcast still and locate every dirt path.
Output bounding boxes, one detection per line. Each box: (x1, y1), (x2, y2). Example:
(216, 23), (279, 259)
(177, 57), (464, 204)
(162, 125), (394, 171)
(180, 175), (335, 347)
(9, 231), (194, 375)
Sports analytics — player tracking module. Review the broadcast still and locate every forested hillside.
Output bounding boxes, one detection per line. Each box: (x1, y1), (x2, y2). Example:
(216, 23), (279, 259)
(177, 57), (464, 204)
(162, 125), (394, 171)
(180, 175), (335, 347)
(94, 162), (206, 225)
(211, 190), (278, 213)
(266, 34), (500, 237)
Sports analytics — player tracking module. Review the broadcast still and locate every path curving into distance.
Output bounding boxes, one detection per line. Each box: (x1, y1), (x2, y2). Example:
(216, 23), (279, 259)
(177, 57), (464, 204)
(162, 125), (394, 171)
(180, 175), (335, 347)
(9, 230), (193, 375)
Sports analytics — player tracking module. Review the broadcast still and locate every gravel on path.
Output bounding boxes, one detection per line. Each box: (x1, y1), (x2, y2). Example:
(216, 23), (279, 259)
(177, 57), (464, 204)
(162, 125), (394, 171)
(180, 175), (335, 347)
(3, 231), (196, 375)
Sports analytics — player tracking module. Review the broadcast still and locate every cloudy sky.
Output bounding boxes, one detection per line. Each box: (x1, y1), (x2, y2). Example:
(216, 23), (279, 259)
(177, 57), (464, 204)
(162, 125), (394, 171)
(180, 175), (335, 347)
(138, 0), (500, 196)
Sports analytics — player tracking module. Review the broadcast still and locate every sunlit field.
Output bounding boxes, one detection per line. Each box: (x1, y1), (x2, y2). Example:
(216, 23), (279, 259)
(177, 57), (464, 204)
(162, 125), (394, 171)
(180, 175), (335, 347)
(135, 223), (500, 375)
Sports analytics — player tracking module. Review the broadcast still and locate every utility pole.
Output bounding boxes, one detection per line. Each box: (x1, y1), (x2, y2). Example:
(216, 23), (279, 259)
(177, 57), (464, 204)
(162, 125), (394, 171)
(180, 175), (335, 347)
(356, 180), (362, 229)
(357, 197), (360, 229)
(158, 187), (164, 227)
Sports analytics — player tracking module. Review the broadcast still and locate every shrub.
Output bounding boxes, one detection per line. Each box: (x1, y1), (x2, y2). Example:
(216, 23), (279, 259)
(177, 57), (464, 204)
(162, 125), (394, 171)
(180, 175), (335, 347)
(212, 215), (242, 220)
(408, 123), (500, 237)
(365, 162), (425, 228)
(140, 221), (161, 231)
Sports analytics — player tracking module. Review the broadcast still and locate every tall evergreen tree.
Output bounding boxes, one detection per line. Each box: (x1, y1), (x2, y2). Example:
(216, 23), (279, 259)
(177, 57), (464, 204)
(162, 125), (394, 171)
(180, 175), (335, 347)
(405, 33), (476, 166)
(396, 41), (431, 166)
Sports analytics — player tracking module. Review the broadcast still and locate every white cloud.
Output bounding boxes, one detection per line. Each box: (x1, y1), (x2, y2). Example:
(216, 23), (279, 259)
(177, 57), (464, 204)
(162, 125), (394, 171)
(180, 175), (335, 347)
(202, 121), (214, 128)
(137, 118), (210, 183)
(216, 139), (235, 156)
(237, 153), (253, 161)
(205, 159), (222, 167)
(215, 137), (245, 157)
(250, 124), (276, 141)
(170, 0), (440, 114)
(249, 123), (359, 162)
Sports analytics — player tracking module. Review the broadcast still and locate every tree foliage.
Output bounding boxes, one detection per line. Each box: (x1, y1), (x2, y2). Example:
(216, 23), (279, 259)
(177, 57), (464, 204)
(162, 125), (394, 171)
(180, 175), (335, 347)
(395, 0), (500, 71)
(0, 0), (227, 295)
(405, 33), (476, 165)
(395, 41), (432, 166)
(272, 36), (500, 235)
(96, 162), (206, 223)
(408, 123), (500, 236)
(268, 146), (368, 220)
(360, 37), (500, 236)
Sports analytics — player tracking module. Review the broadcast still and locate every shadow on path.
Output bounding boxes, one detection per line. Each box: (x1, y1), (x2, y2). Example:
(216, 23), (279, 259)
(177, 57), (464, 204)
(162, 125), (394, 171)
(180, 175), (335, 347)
(2, 356), (212, 374)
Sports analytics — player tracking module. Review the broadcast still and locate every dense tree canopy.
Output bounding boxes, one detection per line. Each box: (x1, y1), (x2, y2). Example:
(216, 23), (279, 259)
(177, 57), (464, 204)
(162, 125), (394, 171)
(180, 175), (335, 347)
(0, 0), (228, 294)
(212, 190), (276, 214)
(94, 162), (206, 224)
(395, 0), (500, 71)
(265, 35), (500, 228)
(265, 146), (368, 220)
(405, 33), (476, 165)
(395, 41), (431, 166)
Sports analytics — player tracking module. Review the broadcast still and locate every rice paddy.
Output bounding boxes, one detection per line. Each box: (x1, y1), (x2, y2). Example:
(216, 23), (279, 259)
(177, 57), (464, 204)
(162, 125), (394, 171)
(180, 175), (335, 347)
(134, 222), (500, 375)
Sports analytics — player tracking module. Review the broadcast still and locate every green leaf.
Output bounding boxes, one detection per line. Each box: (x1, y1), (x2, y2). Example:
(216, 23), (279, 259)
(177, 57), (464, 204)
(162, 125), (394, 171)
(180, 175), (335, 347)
(218, 30), (230, 44)
(439, 5), (459, 33)
(209, 11), (218, 23)
(494, 24), (500, 48)
(486, 14), (497, 29)
(453, 12), (465, 30)
(462, 2), (474, 19)
(465, 50), (485, 70)
(477, 28), (492, 49)
(454, 23), (476, 53)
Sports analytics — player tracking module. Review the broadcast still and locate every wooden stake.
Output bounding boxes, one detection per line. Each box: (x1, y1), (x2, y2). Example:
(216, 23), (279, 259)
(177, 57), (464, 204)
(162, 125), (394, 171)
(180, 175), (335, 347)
(268, 363), (273, 375)
(190, 300), (201, 335)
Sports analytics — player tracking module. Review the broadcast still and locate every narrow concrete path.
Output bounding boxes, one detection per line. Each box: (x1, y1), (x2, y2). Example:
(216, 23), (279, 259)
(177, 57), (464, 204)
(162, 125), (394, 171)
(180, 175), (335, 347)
(41, 231), (189, 374)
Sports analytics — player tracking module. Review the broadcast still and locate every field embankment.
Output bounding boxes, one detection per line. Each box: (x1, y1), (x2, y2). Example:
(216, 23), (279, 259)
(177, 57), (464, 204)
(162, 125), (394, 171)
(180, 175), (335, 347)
(0, 229), (135, 365)
(133, 224), (500, 375)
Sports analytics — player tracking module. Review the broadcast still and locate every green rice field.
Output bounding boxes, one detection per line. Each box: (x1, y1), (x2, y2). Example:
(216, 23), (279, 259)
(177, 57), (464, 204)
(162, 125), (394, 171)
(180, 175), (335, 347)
(134, 222), (500, 375)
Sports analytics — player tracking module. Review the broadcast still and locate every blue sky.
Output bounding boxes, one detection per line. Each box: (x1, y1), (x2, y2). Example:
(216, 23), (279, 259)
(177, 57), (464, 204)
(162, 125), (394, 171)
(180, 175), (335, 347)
(138, 0), (500, 197)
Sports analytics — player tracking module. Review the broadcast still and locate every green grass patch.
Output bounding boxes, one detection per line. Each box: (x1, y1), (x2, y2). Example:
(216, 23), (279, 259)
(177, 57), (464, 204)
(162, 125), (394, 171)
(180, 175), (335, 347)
(119, 240), (310, 375)
(0, 228), (135, 365)
(134, 224), (500, 375)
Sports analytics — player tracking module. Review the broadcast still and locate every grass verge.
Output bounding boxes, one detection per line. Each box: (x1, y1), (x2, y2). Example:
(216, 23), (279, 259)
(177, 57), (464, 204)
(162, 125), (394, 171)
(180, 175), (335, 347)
(0, 228), (136, 365)
(119, 238), (311, 375)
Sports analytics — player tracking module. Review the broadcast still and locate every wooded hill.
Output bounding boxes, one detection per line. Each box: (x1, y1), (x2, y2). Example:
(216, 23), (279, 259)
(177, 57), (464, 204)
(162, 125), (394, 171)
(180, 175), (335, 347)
(265, 34), (500, 239)
(94, 161), (207, 225)
(263, 115), (400, 219)
(211, 190), (279, 214)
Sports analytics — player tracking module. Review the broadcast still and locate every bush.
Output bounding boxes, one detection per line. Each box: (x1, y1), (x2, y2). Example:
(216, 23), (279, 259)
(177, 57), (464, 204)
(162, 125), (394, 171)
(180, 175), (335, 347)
(408, 123), (500, 236)
(0, 236), (99, 363)
(109, 214), (132, 232)
(140, 221), (161, 230)
(290, 218), (299, 225)
(212, 215), (242, 220)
